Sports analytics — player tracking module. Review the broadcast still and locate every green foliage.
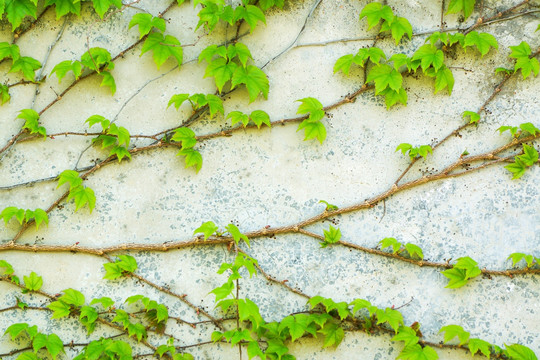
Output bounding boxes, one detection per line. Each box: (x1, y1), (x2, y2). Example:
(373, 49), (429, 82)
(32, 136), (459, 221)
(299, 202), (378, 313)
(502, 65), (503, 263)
(141, 32), (183, 70)
(227, 109), (271, 128)
(86, 115), (132, 162)
(3, 0), (37, 31)
(359, 2), (411, 44)
(225, 223), (250, 246)
(463, 31), (498, 57)
(23, 271), (43, 292)
(395, 143), (433, 161)
(334, 47), (386, 75)
(156, 338), (194, 359)
(1, 207), (48, 229)
(50, 60), (83, 83)
(92, 0), (122, 19)
(468, 338), (492, 358)
(193, 220), (219, 240)
(463, 110), (480, 124)
(200, 42), (268, 102)
(320, 225), (341, 248)
(397, 344), (439, 360)
(439, 324), (470, 345)
(129, 13), (166, 38)
(319, 200), (338, 211)
(168, 93), (224, 117)
(507, 253), (538, 268)
(45, 0), (81, 19)
(505, 344), (538, 360)
(505, 144), (539, 180)
(378, 238), (424, 260)
(17, 109), (46, 137)
(296, 97), (326, 144)
(442, 256), (481, 288)
(10, 56), (42, 81)
(509, 42), (540, 80)
(73, 338), (133, 360)
(446, 0), (475, 19)
(103, 255), (138, 280)
(47, 288), (85, 319)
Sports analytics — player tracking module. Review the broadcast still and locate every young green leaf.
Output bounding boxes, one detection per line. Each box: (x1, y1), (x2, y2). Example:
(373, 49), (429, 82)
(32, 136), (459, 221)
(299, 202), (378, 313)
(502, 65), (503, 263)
(355, 47), (387, 67)
(375, 307), (404, 333)
(226, 223), (250, 246)
(367, 64), (403, 94)
(381, 16), (412, 45)
(171, 128), (197, 149)
(233, 5), (266, 33)
(391, 326), (420, 347)
(107, 124), (130, 147)
(279, 315), (309, 342)
(504, 344), (537, 360)
(227, 111), (249, 127)
(210, 280), (234, 302)
(468, 338), (492, 358)
(109, 145), (131, 163)
(519, 122), (540, 136)
(464, 31), (498, 57)
(206, 94), (224, 116)
(296, 97), (325, 122)
(1, 207), (25, 225)
(439, 324), (470, 345)
(350, 298), (377, 316)
(497, 125), (519, 137)
(505, 157), (527, 180)
(229, 42), (253, 68)
(92, 0), (122, 19)
(518, 144), (539, 167)
(60, 288), (85, 307)
(404, 243), (424, 260)
(397, 344), (439, 360)
(0, 42), (20, 62)
(177, 148), (203, 173)
(116, 255), (138, 273)
(80, 305), (99, 334)
(319, 322), (344, 348)
(379, 237), (402, 254)
(0, 84), (10, 105)
(47, 300), (71, 319)
(17, 109), (46, 137)
(90, 297), (115, 309)
(319, 200), (338, 211)
(140, 33), (183, 69)
(297, 120), (327, 144)
(433, 65), (454, 95)
(381, 87), (407, 108)
(359, 2), (394, 29)
(168, 94), (190, 110)
(463, 110), (480, 124)
(333, 54), (355, 76)
(80, 47), (112, 72)
(205, 58), (237, 92)
(507, 253), (535, 268)
(99, 71), (116, 95)
(129, 13), (166, 39)
(321, 225), (341, 248)
(5, 0), (38, 31)
(50, 60), (83, 83)
(57, 170), (83, 190)
(67, 186), (96, 212)
(412, 44), (444, 72)
(250, 110), (271, 128)
(193, 221), (218, 240)
(45, 0), (81, 19)
(446, 0), (475, 19)
(231, 65), (269, 102)
(23, 272), (43, 292)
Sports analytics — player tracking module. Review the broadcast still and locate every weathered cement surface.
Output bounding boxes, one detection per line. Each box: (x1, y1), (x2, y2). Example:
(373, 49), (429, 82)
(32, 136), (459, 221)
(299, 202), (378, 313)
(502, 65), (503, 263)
(0, 0), (539, 359)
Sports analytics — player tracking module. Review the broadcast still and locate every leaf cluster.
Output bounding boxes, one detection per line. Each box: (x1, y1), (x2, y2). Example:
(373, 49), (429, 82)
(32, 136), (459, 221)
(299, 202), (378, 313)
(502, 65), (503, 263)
(4, 322), (64, 360)
(378, 237), (424, 260)
(86, 115), (132, 163)
(296, 97), (327, 144)
(57, 170), (96, 212)
(395, 143), (433, 161)
(1, 206), (48, 230)
(441, 256), (481, 288)
(1, 42), (42, 83)
(359, 2), (412, 45)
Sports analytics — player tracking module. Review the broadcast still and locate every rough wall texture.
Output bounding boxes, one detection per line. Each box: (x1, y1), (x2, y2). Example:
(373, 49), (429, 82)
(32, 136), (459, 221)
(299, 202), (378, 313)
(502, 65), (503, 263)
(0, 0), (539, 359)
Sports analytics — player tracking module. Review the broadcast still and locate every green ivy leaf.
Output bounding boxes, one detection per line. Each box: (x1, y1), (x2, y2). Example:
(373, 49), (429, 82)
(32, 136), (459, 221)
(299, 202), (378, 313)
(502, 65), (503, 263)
(233, 5), (265, 33)
(225, 223), (250, 246)
(1, 84), (10, 105)
(67, 185), (96, 212)
(297, 120), (326, 144)
(412, 44), (444, 72)
(107, 124), (130, 147)
(519, 122), (540, 136)
(497, 125), (519, 137)
(10, 56), (41, 82)
(0, 42), (20, 61)
(505, 157), (527, 180)
(4, 323), (38, 340)
(193, 221), (218, 240)
(230, 42), (253, 68)
(79, 305), (98, 334)
(117, 255), (138, 273)
(463, 110), (480, 124)
(171, 128), (197, 149)
(381, 16), (412, 45)
(250, 110), (271, 128)
(397, 344), (439, 360)
(247, 341), (265, 359)
(32, 333), (64, 359)
(464, 31), (498, 57)
(514, 55), (540, 80)
(359, 2), (394, 29)
(99, 71), (116, 95)
(16, 353), (39, 360)
(404, 243), (424, 259)
(127, 322), (147, 342)
(23, 271), (42, 292)
(237, 298), (263, 329)
(206, 94), (224, 116)
(354, 47), (387, 67)
(333, 54), (355, 76)
(205, 58), (237, 92)
(381, 87), (407, 108)
(109, 145), (131, 163)
(141, 32), (183, 69)
(296, 97), (325, 122)
(80, 47), (112, 72)
(350, 298), (376, 316)
(90, 296), (115, 309)
(321, 225), (341, 248)
(5, 0), (37, 31)
(318, 322), (344, 348)
(51, 60), (83, 83)
(168, 93), (190, 110)
(319, 200), (338, 211)
(60, 288), (85, 306)
(17, 109), (46, 137)
(47, 300), (71, 319)
(210, 280), (234, 302)
(375, 307), (404, 333)
(231, 65), (269, 102)
(128, 13), (166, 38)
(57, 170), (83, 190)
(468, 338), (492, 358)
(518, 144), (539, 167)
(507, 253), (535, 268)
(228, 111), (249, 127)
(279, 315), (308, 342)
(391, 326), (420, 347)
(0, 260), (15, 275)
(367, 64), (403, 94)
(92, 0), (122, 19)
(1, 207), (25, 225)
(379, 237), (402, 254)
(177, 148), (203, 173)
(44, 0), (81, 19)
(432, 65), (454, 95)
(446, 0), (475, 19)
(439, 324), (470, 345)
(505, 344), (537, 360)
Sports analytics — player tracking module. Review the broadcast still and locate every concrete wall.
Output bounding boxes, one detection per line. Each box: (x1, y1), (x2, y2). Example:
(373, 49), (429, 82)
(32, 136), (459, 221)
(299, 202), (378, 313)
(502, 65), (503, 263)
(1, 0), (539, 359)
